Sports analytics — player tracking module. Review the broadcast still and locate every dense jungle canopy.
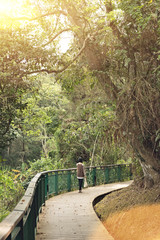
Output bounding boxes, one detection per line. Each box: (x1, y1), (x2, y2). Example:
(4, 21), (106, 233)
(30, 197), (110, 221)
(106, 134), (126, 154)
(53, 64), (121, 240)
(0, 0), (160, 188)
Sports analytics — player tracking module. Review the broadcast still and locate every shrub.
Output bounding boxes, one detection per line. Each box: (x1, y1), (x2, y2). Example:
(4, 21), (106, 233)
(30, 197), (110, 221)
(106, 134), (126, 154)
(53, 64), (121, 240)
(0, 170), (24, 222)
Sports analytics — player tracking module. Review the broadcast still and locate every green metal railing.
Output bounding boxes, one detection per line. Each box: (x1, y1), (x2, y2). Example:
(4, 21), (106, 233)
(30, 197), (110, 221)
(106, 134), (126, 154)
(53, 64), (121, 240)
(0, 164), (132, 240)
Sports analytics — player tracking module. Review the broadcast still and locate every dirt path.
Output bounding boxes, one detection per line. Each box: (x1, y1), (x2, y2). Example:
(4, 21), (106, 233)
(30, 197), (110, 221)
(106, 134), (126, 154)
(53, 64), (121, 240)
(103, 203), (160, 240)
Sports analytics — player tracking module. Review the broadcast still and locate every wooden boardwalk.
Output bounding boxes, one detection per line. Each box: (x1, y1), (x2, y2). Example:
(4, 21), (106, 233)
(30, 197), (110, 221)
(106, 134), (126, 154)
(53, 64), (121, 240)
(36, 181), (132, 240)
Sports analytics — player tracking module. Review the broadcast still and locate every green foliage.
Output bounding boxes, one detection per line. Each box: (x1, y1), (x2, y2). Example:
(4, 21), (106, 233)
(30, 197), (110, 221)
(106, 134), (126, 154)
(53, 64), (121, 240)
(29, 157), (64, 173)
(1, 74), (70, 167)
(28, 157), (54, 172)
(0, 29), (33, 148)
(0, 169), (24, 222)
(51, 77), (129, 167)
(0, 17), (60, 149)
(20, 157), (65, 188)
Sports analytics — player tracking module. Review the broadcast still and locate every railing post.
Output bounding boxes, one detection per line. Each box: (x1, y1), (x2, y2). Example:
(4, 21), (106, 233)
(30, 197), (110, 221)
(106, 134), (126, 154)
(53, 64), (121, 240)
(45, 173), (48, 200)
(55, 171), (58, 195)
(38, 180), (41, 213)
(117, 165), (121, 182)
(129, 164), (133, 179)
(92, 167), (96, 186)
(67, 170), (71, 192)
(24, 205), (36, 240)
(35, 185), (39, 223)
(6, 236), (11, 240)
(41, 175), (45, 207)
(31, 196), (37, 240)
(18, 218), (24, 240)
(105, 167), (109, 183)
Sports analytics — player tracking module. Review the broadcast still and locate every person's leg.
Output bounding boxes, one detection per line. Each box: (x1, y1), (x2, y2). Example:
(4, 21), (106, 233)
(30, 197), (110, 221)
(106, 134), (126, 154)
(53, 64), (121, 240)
(78, 179), (81, 192)
(79, 179), (83, 192)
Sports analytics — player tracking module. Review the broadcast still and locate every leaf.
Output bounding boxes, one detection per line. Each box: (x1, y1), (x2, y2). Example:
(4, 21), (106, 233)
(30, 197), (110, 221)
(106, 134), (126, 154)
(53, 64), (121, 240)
(12, 169), (20, 173)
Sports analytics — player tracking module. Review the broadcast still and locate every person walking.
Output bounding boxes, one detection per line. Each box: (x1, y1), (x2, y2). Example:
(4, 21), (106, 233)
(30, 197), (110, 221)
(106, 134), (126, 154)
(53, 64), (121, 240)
(77, 157), (85, 193)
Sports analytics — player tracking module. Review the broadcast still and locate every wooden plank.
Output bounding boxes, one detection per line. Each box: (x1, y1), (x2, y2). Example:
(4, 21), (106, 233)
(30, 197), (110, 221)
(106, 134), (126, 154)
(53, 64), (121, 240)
(27, 181), (37, 188)
(14, 196), (32, 212)
(24, 187), (35, 197)
(31, 173), (41, 182)
(0, 211), (23, 240)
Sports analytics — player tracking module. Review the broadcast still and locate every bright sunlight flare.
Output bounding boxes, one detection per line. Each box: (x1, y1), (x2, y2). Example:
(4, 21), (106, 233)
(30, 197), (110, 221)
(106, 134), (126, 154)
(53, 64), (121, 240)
(0, 0), (25, 16)
(0, 0), (33, 27)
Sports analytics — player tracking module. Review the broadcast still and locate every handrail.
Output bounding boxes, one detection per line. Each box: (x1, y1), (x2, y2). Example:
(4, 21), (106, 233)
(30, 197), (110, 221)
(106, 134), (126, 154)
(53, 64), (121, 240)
(0, 164), (132, 240)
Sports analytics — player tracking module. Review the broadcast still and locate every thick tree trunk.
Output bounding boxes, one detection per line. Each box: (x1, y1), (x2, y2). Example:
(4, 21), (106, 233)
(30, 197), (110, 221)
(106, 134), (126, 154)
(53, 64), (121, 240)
(140, 161), (158, 188)
(135, 142), (160, 188)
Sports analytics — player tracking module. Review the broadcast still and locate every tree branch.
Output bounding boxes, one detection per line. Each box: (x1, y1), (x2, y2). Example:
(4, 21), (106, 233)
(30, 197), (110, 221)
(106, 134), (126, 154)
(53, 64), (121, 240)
(10, 10), (68, 21)
(90, 132), (99, 168)
(42, 28), (71, 47)
(2, 118), (12, 136)
(23, 35), (89, 75)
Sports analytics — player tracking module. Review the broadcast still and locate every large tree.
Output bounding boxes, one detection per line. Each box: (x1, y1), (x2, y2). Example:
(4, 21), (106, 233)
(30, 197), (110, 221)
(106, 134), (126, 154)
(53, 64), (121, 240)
(2, 0), (160, 186)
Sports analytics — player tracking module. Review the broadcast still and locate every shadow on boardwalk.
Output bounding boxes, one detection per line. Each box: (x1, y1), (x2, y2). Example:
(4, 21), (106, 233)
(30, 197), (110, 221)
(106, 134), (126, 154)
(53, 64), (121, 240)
(36, 181), (132, 240)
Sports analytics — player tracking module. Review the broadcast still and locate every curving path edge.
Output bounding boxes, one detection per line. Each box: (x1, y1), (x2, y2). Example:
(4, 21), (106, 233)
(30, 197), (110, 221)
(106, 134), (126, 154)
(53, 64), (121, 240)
(36, 181), (132, 240)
